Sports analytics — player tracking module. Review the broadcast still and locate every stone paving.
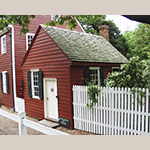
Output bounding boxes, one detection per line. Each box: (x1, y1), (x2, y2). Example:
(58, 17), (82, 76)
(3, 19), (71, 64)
(0, 106), (96, 135)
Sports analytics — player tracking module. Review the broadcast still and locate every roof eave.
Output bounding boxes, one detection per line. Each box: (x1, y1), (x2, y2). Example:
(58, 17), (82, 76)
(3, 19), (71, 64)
(0, 27), (12, 36)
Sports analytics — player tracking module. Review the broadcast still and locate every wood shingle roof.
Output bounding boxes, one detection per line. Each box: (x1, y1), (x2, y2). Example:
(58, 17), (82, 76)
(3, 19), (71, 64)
(42, 25), (128, 64)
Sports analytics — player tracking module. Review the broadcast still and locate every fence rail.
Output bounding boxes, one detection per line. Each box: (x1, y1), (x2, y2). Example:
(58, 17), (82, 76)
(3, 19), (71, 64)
(73, 85), (150, 135)
(0, 109), (69, 135)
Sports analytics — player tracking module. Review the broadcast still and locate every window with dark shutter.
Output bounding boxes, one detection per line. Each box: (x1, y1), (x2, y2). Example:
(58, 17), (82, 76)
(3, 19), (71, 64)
(21, 78), (24, 90)
(1, 73), (3, 93)
(100, 69), (105, 86)
(84, 69), (90, 85)
(6, 72), (9, 93)
(38, 71), (43, 100)
(28, 69), (43, 100)
(27, 71), (32, 98)
(86, 67), (100, 85)
(1, 71), (8, 94)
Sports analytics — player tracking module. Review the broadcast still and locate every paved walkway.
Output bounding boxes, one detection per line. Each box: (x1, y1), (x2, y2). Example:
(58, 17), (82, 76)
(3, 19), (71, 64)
(0, 106), (95, 135)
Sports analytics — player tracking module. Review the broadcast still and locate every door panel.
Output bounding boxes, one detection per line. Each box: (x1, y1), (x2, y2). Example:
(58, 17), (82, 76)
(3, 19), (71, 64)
(45, 79), (58, 120)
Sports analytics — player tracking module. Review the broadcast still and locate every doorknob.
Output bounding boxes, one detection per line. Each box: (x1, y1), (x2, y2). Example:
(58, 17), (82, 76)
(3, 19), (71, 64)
(56, 96), (58, 99)
(47, 97), (49, 101)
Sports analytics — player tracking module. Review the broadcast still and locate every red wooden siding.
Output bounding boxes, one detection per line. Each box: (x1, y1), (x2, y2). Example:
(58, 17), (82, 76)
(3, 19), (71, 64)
(0, 32), (14, 108)
(14, 15), (84, 99)
(22, 27), (72, 123)
(14, 15), (52, 98)
(70, 66), (86, 86)
(70, 64), (120, 87)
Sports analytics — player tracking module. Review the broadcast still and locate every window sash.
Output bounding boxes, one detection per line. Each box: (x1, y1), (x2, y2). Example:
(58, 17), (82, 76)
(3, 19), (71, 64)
(1, 35), (6, 54)
(26, 33), (35, 51)
(2, 71), (7, 93)
(31, 69), (40, 99)
(89, 67), (100, 85)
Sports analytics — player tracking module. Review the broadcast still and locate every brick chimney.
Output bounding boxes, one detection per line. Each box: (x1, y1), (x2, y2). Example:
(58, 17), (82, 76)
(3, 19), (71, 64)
(98, 25), (109, 41)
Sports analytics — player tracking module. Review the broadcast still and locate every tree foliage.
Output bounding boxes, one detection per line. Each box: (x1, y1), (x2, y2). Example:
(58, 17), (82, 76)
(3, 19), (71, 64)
(101, 20), (129, 58)
(106, 56), (150, 90)
(76, 15), (106, 34)
(123, 23), (150, 59)
(45, 15), (78, 30)
(0, 15), (35, 35)
(106, 23), (150, 90)
(123, 31), (136, 58)
(132, 23), (150, 59)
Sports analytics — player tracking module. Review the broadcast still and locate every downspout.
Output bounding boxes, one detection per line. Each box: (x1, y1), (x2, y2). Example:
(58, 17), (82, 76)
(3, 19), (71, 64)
(8, 24), (16, 112)
(8, 28), (15, 112)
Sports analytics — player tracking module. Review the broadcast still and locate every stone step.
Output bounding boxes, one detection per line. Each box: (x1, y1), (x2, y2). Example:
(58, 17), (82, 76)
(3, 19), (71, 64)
(38, 119), (59, 128)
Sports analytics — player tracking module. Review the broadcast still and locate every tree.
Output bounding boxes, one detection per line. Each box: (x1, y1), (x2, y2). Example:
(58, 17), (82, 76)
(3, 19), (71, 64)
(123, 23), (150, 60)
(45, 15), (79, 30)
(132, 23), (150, 59)
(76, 15), (106, 34)
(106, 56), (150, 90)
(123, 30), (136, 58)
(106, 23), (150, 90)
(0, 15), (35, 35)
(101, 20), (129, 58)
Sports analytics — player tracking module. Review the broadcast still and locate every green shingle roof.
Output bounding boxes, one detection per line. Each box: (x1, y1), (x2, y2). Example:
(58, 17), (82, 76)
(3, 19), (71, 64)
(42, 25), (128, 64)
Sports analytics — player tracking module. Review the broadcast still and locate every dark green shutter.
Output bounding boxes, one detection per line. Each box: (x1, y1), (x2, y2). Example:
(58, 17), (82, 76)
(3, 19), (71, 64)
(84, 69), (90, 85)
(27, 71), (32, 98)
(6, 72), (9, 94)
(1, 73), (3, 93)
(38, 71), (43, 100)
(100, 69), (105, 86)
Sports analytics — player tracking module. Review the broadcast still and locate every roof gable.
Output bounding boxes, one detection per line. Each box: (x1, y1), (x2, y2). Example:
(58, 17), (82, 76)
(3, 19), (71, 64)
(41, 25), (128, 64)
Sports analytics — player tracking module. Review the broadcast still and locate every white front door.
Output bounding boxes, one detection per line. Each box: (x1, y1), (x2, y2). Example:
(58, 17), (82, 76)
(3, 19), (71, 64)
(44, 78), (58, 120)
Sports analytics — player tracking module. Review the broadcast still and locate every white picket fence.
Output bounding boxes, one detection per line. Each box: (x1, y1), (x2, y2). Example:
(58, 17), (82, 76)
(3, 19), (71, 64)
(73, 85), (150, 135)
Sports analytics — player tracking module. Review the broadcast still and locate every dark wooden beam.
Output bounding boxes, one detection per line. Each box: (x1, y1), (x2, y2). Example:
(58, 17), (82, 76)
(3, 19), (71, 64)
(122, 15), (150, 24)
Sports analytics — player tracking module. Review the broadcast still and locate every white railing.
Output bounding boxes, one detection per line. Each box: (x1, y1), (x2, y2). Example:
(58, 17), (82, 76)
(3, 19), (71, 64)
(15, 97), (25, 112)
(0, 109), (69, 135)
(73, 85), (150, 135)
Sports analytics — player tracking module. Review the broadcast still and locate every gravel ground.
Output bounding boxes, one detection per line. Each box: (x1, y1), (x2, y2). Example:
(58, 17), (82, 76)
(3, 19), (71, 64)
(0, 106), (96, 135)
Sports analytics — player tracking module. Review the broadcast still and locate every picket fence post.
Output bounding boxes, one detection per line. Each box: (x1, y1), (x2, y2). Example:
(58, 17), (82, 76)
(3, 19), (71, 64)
(18, 111), (27, 135)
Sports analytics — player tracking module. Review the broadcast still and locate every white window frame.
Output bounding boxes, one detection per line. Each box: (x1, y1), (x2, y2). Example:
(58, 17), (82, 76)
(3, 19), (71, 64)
(112, 67), (120, 72)
(51, 15), (60, 21)
(26, 33), (35, 51)
(1, 35), (6, 54)
(2, 71), (7, 93)
(31, 69), (40, 99)
(89, 67), (100, 85)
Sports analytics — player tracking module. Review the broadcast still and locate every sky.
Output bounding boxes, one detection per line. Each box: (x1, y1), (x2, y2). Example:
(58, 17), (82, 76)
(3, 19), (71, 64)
(106, 15), (139, 34)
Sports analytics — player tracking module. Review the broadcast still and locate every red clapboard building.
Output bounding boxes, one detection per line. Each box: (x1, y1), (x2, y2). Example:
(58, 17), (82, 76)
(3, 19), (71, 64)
(0, 15), (84, 112)
(21, 25), (128, 129)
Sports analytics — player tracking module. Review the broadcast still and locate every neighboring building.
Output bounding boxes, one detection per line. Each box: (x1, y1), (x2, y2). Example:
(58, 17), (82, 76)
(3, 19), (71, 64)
(21, 25), (128, 129)
(0, 15), (84, 112)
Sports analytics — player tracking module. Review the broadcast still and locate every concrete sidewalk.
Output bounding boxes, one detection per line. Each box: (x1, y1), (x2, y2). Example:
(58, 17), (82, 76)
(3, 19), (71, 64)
(0, 106), (95, 135)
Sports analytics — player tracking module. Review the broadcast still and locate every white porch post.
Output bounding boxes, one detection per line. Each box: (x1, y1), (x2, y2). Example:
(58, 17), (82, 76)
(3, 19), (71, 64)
(18, 112), (27, 135)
